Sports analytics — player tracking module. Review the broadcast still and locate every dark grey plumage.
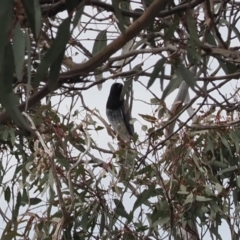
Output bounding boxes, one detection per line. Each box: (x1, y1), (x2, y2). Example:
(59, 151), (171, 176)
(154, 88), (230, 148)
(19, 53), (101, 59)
(106, 83), (134, 141)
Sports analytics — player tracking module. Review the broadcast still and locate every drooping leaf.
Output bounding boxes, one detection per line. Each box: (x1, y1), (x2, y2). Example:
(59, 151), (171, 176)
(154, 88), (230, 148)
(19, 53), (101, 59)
(120, 1), (131, 26)
(22, 188), (29, 206)
(29, 197), (42, 205)
(113, 199), (130, 221)
(0, 0), (13, 67)
(221, 18), (240, 42)
(148, 57), (166, 89)
(22, 0), (41, 39)
(13, 192), (22, 218)
(65, 0), (82, 13)
(4, 186), (11, 203)
(34, 18), (71, 88)
(0, 43), (32, 132)
(99, 212), (105, 236)
(230, 129), (240, 152)
(186, 42), (202, 65)
(25, 31), (32, 111)
(195, 195), (212, 202)
(94, 69), (103, 90)
(133, 185), (155, 211)
(111, 0), (128, 33)
(176, 64), (196, 88)
(206, 32), (217, 46)
(13, 22), (25, 82)
(164, 18), (179, 40)
(72, 1), (86, 29)
(187, 13), (201, 45)
(115, 40), (134, 67)
(161, 73), (182, 101)
(92, 30), (107, 56)
(49, 48), (65, 90)
(217, 58), (238, 75)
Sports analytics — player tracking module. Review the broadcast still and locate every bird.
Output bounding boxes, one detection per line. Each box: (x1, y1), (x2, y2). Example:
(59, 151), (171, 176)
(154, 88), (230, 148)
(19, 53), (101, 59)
(106, 82), (134, 142)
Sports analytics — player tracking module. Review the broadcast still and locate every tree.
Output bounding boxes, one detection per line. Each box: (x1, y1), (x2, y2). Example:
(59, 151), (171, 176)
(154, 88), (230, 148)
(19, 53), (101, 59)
(0, 0), (240, 239)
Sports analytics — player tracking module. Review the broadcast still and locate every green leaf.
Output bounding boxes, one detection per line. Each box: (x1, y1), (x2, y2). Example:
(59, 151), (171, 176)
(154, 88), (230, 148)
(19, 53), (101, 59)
(230, 130), (240, 152)
(65, 0), (82, 13)
(113, 199), (130, 220)
(133, 185), (155, 211)
(218, 166), (236, 174)
(13, 192), (21, 218)
(49, 49), (65, 90)
(184, 193), (194, 205)
(111, 1), (128, 33)
(221, 18), (240, 42)
(236, 176), (240, 189)
(187, 14), (201, 44)
(0, 43), (32, 132)
(22, 0), (41, 39)
(210, 225), (222, 240)
(0, 0), (13, 66)
(164, 19), (179, 40)
(34, 18), (71, 87)
(132, 63), (143, 81)
(22, 188), (28, 206)
(218, 58), (238, 75)
(206, 32), (217, 46)
(13, 22), (25, 82)
(148, 58), (166, 89)
(94, 69), (103, 90)
(92, 30), (107, 56)
(120, 1), (131, 28)
(4, 186), (10, 203)
(72, 1), (86, 29)
(195, 195), (212, 202)
(29, 197), (42, 205)
(99, 212), (105, 236)
(176, 64), (196, 88)
(186, 43), (202, 65)
(162, 73), (182, 101)
(9, 128), (15, 146)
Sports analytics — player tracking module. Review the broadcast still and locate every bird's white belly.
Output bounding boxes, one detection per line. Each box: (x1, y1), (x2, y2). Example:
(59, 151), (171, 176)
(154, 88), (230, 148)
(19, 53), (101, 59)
(106, 109), (131, 141)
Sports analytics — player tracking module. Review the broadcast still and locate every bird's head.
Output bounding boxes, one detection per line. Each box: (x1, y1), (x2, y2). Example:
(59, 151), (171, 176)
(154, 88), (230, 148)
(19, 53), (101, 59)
(106, 83), (124, 109)
(109, 83), (123, 99)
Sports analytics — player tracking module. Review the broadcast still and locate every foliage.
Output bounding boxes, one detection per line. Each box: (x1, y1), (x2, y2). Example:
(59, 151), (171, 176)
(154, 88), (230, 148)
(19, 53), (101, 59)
(0, 0), (240, 239)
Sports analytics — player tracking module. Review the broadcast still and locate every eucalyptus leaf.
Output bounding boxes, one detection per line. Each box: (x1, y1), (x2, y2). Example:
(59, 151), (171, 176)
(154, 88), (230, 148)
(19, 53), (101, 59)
(133, 185), (155, 211)
(148, 58), (166, 89)
(13, 22), (25, 82)
(22, 0), (41, 39)
(114, 199), (130, 220)
(92, 30), (107, 56)
(176, 64), (196, 88)
(0, 0), (13, 67)
(34, 18), (71, 87)
(72, 1), (86, 29)
(162, 74), (182, 101)
(112, 0), (128, 33)
(94, 69), (103, 90)
(0, 43), (32, 132)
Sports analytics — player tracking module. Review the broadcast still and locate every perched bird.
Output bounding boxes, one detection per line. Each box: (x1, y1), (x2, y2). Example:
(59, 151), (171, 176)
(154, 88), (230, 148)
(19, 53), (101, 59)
(106, 83), (134, 142)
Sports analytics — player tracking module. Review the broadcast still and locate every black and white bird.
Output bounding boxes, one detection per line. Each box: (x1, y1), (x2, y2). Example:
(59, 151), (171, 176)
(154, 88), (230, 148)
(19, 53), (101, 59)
(106, 83), (134, 142)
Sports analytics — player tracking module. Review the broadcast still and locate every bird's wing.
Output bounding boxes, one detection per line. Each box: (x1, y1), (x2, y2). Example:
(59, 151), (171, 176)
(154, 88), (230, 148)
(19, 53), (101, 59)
(121, 99), (134, 136)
